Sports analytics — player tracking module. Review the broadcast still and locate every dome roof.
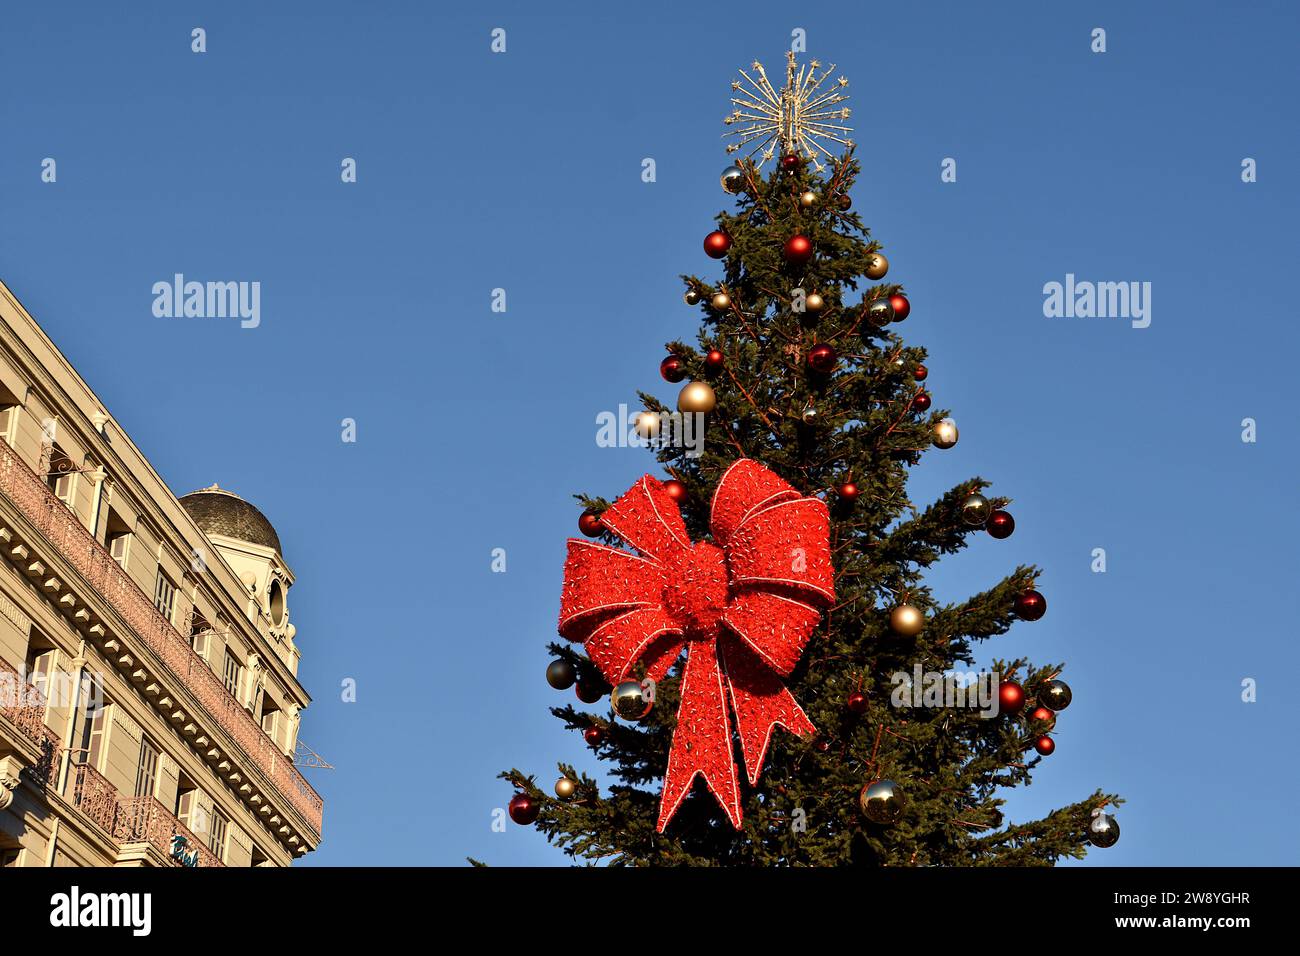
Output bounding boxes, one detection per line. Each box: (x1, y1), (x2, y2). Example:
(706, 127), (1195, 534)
(179, 484), (282, 554)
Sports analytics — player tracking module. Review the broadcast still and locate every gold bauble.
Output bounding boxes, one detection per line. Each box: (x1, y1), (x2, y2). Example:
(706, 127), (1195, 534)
(805, 293), (825, 314)
(634, 410), (662, 441)
(677, 381), (717, 414)
(610, 679), (652, 721)
(799, 190), (818, 208)
(859, 779), (906, 824)
(684, 289), (701, 306)
(961, 493), (991, 526)
(554, 776), (577, 800)
(865, 252), (889, 280)
(889, 603), (925, 636)
(711, 291), (731, 310)
(932, 419), (959, 449)
(720, 165), (745, 194)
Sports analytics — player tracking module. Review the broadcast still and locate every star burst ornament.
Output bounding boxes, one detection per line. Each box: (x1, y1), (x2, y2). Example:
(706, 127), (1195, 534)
(724, 51), (854, 172)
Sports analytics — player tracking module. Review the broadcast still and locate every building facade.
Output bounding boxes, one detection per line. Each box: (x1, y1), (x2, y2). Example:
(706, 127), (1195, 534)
(0, 280), (322, 867)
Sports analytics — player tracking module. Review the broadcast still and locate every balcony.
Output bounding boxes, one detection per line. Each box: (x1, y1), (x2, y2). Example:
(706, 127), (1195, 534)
(0, 439), (322, 839)
(0, 656), (60, 782)
(60, 757), (225, 867)
(116, 795), (224, 868)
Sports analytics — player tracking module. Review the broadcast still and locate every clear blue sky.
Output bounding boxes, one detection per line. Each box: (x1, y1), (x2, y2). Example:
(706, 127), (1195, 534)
(1, 1), (1296, 866)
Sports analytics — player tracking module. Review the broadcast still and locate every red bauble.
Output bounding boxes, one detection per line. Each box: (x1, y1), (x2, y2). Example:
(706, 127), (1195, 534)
(703, 349), (725, 373)
(660, 355), (686, 383)
(578, 510), (603, 537)
(583, 726), (604, 746)
(780, 153), (802, 171)
(508, 793), (539, 825)
(1014, 589), (1047, 621)
(911, 391), (931, 412)
(998, 680), (1026, 716)
(913, 363), (928, 381)
(814, 738), (831, 753)
(987, 510), (1015, 539)
(783, 234), (814, 266)
(836, 481), (860, 501)
(846, 691), (868, 715)
(889, 293), (911, 322)
(575, 679), (604, 704)
(807, 343), (837, 374)
(703, 230), (732, 258)
(662, 479), (687, 503)
(1029, 705), (1056, 730)
(1033, 735), (1056, 756)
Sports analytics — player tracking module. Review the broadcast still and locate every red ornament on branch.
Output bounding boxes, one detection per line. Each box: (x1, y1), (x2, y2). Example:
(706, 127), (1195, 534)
(998, 680), (1026, 716)
(704, 231), (732, 258)
(578, 510), (603, 538)
(987, 510), (1015, 539)
(1015, 589), (1047, 621)
(508, 793), (539, 825)
(662, 479), (687, 503)
(557, 460), (835, 831)
(1034, 735), (1056, 756)
(783, 234), (814, 266)
(911, 391), (931, 412)
(660, 355), (686, 383)
(889, 293), (910, 322)
(807, 344), (837, 374)
(703, 349), (725, 373)
(582, 725), (604, 746)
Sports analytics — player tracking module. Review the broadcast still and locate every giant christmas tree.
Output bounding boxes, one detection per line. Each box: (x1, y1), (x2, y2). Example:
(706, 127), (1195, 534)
(500, 53), (1121, 866)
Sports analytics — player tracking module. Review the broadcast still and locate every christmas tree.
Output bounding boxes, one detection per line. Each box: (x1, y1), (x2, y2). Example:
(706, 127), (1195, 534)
(500, 53), (1121, 866)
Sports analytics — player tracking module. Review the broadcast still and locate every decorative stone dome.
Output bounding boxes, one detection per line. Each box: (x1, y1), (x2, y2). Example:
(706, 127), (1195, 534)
(180, 484), (282, 555)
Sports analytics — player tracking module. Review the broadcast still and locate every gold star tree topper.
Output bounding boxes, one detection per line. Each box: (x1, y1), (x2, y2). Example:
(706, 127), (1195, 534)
(724, 51), (853, 172)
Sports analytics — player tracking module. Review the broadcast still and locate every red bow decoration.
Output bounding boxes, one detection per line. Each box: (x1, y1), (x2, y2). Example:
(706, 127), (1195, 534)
(558, 459), (835, 831)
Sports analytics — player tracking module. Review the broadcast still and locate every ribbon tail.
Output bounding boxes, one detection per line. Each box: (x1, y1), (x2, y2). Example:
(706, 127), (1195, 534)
(719, 633), (816, 787)
(657, 638), (742, 832)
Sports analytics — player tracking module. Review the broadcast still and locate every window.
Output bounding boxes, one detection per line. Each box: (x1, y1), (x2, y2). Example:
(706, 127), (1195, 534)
(208, 809), (228, 862)
(0, 403), (18, 449)
(135, 737), (159, 798)
(268, 578), (286, 626)
(222, 649), (242, 698)
(260, 693), (281, 745)
(0, 847), (20, 868)
(77, 699), (110, 771)
(105, 509), (132, 569)
(46, 446), (76, 505)
(175, 777), (198, 829)
(189, 613), (213, 659)
(25, 645), (56, 704)
(153, 571), (176, 623)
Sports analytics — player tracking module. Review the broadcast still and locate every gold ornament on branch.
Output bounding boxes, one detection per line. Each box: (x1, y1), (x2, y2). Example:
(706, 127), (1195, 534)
(933, 419), (959, 449)
(635, 410), (662, 441)
(554, 776), (577, 799)
(723, 52), (854, 172)
(677, 381), (717, 414)
(889, 603), (925, 636)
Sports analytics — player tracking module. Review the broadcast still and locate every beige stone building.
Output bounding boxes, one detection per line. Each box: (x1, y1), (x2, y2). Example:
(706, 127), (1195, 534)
(0, 279), (322, 866)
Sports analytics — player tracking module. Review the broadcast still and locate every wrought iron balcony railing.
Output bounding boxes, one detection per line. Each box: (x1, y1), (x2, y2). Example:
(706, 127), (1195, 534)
(0, 439), (322, 837)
